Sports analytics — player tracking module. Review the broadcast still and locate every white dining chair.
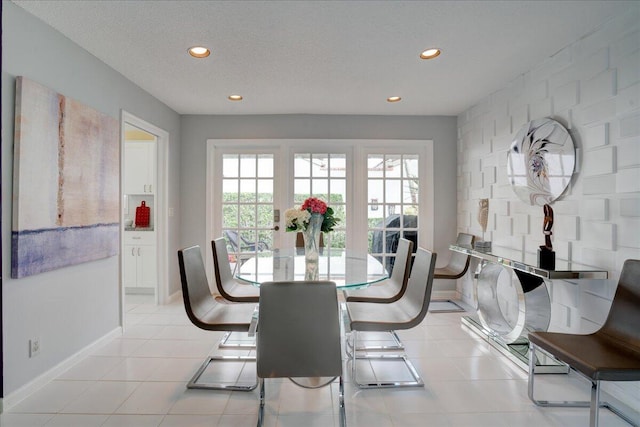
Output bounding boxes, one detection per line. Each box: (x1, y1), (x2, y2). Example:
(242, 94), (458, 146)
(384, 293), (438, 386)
(177, 245), (257, 391)
(346, 247), (437, 388)
(256, 280), (345, 427)
(343, 238), (413, 351)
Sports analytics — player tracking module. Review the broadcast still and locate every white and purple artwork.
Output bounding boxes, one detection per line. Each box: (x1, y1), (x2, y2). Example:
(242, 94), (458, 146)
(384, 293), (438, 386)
(507, 118), (575, 206)
(12, 76), (120, 278)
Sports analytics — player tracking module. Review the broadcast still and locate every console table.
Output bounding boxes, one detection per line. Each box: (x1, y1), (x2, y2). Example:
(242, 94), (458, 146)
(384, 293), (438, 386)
(451, 244), (609, 372)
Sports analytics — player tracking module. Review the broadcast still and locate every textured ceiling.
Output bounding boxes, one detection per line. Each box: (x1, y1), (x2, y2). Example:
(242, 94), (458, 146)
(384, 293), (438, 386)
(11, 0), (636, 116)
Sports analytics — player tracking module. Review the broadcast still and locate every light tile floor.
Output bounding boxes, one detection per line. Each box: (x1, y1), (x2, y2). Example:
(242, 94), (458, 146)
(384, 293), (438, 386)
(2, 296), (637, 427)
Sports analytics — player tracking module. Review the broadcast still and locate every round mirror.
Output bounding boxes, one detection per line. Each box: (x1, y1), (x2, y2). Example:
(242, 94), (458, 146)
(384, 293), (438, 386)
(507, 118), (575, 206)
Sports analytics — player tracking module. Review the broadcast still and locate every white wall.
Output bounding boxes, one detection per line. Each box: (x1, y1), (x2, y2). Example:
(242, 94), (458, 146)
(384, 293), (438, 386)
(1, 2), (182, 396)
(179, 115), (459, 290)
(456, 5), (639, 412)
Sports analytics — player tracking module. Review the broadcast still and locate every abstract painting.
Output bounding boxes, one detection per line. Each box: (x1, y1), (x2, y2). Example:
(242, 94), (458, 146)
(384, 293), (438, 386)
(12, 76), (120, 278)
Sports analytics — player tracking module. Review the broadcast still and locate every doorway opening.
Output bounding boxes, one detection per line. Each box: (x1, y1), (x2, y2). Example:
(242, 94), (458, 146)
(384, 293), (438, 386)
(120, 112), (169, 322)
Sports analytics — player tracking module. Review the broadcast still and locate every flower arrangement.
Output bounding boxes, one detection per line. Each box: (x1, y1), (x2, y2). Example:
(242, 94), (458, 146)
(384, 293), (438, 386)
(285, 197), (339, 233)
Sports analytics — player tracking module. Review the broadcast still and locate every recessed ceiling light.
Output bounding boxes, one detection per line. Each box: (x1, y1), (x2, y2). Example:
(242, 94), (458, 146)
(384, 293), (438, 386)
(420, 48), (441, 60)
(387, 96), (402, 103)
(228, 95), (243, 101)
(188, 46), (210, 58)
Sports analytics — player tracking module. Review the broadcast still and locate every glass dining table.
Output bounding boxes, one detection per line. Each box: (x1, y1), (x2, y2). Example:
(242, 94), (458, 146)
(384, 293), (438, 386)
(235, 247), (389, 288)
(235, 247), (389, 388)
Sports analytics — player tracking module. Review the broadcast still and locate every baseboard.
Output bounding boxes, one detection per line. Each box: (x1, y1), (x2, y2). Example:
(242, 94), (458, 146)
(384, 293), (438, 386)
(125, 287), (155, 295)
(166, 290), (182, 304)
(1, 326), (123, 412)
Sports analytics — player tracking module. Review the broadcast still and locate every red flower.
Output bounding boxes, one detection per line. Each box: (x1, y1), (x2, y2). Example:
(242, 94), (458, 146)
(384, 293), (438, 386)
(301, 197), (327, 214)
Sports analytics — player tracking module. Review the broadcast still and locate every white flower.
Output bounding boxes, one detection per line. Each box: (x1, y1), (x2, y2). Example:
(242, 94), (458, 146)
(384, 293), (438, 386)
(284, 208), (311, 231)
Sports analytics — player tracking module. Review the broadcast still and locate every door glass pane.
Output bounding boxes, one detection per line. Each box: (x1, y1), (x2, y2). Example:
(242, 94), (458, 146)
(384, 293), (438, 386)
(294, 154), (310, 177)
(223, 179), (238, 202)
(368, 156), (384, 178)
(257, 180), (273, 202)
(257, 155), (274, 177)
(386, 155), (402, 178)
(239, 205), (255, 227)
(314, 178), (329, 201)
(311, 154), (329, 178)
(367, 153), (419, 273)
(294, 180), (310, 202)
(330, 179), (346, 203)
(239, 155), (256, 177)
(368, 179), (383, 202)
(256, 205), (273, 228)
(239, 179), (256, 200)
(222, 154), (239, 177)
(403, 155), (419, 177)
(385, 180), (401, 203)
(221, 153), (274, 262)
(223, 205), (238, 227)
(330, 155), (346, 177)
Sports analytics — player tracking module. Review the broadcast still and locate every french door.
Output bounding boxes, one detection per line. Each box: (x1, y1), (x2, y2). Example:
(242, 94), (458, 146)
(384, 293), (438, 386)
(211, 149), (280, 273)
(207, 139), (432, 276)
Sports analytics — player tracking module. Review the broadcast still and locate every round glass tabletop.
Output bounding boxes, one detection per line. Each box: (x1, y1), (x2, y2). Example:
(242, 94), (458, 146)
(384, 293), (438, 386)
(235, 248), (388, 289)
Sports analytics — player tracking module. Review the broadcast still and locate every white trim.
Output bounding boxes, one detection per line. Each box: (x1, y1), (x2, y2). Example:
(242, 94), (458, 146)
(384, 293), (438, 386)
(205, 141), (215, 289)
(120, 111), (170, 318)
(1, 328), (122, 411)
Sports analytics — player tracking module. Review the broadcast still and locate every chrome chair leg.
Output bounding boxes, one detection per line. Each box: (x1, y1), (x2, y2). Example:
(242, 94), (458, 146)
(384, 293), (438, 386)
(345, 330), (405, 352)
(528, 343), (637, 427)
(349, 330), (424, 389)
(218, 331), (257, 349)
(187, 354), (257, 391)
(341, 303), (405, 352)
(339, 375), (346, 427)
(257, 378), (265, 427)
(591, 380), (600, 427)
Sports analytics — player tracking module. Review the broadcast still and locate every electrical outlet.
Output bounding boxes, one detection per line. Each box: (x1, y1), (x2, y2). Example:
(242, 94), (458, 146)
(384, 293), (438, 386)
(29, 337), (40, 358)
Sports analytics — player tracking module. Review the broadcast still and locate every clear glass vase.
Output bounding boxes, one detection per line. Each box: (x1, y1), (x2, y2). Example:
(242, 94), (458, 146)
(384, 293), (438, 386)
(302, 213), (323, 280)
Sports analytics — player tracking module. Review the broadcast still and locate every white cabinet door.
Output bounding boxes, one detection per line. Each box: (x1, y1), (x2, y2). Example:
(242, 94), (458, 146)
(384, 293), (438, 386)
(123, 245), (139, 287)
(124, 142), (156, 194)
(138, 245), (157, 288)
(123, 236), (157, 289)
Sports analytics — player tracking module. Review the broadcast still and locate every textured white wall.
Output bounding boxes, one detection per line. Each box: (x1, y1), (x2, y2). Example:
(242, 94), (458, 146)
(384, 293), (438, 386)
(457, 9), (639, 290)
(456, 7), (639, 414)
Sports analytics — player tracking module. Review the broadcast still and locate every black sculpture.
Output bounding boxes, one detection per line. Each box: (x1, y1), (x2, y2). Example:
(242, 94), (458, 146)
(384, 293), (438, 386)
(538, 204), (555, 270)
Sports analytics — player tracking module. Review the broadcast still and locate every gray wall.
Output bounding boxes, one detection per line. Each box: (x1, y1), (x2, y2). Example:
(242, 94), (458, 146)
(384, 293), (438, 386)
(2, 2), (181, 395)
(179, 114), (458, 269)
